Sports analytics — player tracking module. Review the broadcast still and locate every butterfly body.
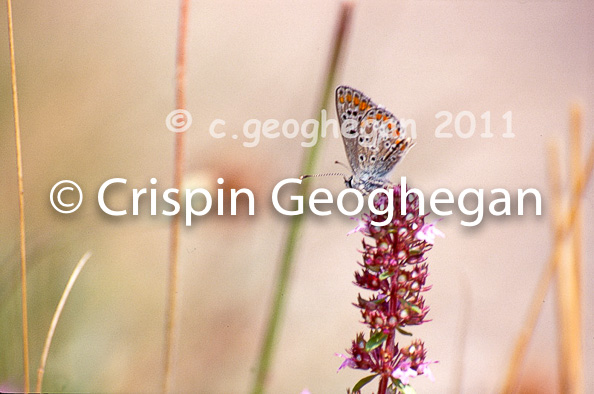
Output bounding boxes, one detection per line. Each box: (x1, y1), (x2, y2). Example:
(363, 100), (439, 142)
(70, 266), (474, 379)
(335, 86), (414, 194)
(345, 170), (389, 192)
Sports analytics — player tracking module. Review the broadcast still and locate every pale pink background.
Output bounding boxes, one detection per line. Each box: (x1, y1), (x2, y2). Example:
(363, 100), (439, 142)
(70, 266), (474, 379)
(0, 1), (592, 392)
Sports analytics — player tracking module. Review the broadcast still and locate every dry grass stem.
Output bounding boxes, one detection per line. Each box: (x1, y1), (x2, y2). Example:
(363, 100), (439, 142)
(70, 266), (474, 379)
(163, 0), (190, 392)
(35, 252), (92, 393)
(501, 118), (592, 393)
(555, 105), (584, 393)
(6, 0), (30, 390)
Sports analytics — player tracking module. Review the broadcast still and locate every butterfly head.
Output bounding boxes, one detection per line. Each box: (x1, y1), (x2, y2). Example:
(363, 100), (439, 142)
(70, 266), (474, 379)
(301, 171), (386, 195)
(344, 175), (353, 188)
(344, 172), (387, 195)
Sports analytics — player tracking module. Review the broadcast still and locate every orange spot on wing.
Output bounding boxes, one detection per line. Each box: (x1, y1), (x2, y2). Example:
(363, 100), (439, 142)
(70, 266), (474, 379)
(376, 113), (382, 120)
(354, 97), (360, 105)
(346, 93), (352, 102)
(360, 102), (367, 110)
(339, 96), (345, 103)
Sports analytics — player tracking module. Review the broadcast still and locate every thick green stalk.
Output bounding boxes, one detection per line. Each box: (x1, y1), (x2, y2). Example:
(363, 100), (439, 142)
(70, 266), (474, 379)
(251, 2), (355, 393)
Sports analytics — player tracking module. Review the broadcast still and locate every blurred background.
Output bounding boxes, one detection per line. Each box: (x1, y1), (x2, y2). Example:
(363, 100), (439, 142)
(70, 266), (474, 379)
(0, 1), (592, 392)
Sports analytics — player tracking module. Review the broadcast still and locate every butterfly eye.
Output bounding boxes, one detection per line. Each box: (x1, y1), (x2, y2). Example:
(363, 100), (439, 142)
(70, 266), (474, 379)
(384, 141), (391, 148)
(358, 154), (365, 162)
(370, 155), (377, 163)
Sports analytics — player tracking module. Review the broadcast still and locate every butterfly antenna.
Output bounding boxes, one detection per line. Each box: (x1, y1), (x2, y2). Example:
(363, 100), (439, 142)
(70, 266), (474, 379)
(299, 172), (345, 180)
(334, 161), (350, 171)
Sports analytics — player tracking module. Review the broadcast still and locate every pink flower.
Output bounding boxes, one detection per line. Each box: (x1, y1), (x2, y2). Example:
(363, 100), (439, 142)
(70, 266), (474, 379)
(347, 218), (368, 236)
(420, 365), (435, 382)
(335, 353), (357, 372)
(392, 366), (418, 385)
(416, 360), (438, 382)
(415, 220), (445, 244)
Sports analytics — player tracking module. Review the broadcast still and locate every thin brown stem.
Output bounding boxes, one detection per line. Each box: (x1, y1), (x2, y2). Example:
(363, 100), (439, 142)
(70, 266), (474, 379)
(163, 0), (190, 392)
(556, 105), (584, 393)
(569, 104), (583, 304)
(5, 0), (29, 391)
(36, 252), (92, 393)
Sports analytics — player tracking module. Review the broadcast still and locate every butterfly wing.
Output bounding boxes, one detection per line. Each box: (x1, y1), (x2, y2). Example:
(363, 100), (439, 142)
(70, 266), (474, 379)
(336, 86), (413, 184)
(356, 106), (414, 180)
(335, 86), (377, 172)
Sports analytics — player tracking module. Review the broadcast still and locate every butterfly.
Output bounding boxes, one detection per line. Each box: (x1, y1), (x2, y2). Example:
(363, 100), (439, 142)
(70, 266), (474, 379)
(334, 85), (414, 193)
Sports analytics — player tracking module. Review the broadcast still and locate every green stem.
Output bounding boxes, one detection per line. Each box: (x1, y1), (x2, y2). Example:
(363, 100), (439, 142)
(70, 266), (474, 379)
(251, 3), (355, 393)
